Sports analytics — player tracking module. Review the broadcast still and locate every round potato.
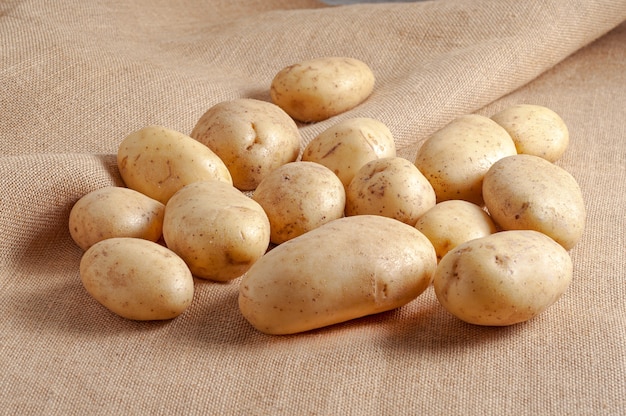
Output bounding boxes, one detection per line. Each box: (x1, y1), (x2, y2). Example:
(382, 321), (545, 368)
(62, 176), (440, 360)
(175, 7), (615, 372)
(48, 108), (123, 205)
(345, 157), (436, 226)
(415, 114), (517, 205)
(433, 230), (573, 326)
(270, 57), (375, 122)
(190, 98), (301, 191)
(301, 117), (396, 188)
(491, 104), (569, 162)
(163, 180), (270, 281)
(415, 200), (497, 261)
(80, 237), (194, 321)
(482, 154), (586, 250)
(252, 161), (346, 244)
(117, 125), (232, 204)
(238, 215), (437, 335)
(69, 186), (165, 251)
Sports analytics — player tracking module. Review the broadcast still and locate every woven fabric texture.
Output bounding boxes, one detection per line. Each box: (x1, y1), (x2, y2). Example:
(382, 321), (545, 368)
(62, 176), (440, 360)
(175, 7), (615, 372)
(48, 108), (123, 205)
(1, 0), (625, 414)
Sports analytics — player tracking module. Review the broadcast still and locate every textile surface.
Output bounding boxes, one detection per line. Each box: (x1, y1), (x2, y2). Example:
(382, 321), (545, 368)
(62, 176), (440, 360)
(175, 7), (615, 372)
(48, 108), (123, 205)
(1, 0), (625, 414)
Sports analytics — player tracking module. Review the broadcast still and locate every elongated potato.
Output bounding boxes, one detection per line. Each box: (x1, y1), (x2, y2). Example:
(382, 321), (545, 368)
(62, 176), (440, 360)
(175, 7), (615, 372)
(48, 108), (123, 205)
(483, 154), (586, 250)
(415, 114), (517, 205)
(117, 125), (232, 204)
(270, 57), (375, 122)
(238, 215), (437, 335)
(163, 180), (270, 281)
(491, 104), (569, 162)
(80, 237), (194, 321)
(433, 230), (573, 326)
(69, 186), (165, 251)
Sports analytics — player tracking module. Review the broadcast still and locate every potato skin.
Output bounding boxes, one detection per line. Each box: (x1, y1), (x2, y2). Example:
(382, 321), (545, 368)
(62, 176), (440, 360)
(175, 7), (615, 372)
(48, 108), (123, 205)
(270, 57), (375, 122)
(415, 114), (517, 205)
(163, 181), (270, 281)
(345, 157), (436, 226)
(238, 215), (437, 335)
(491, 104), (569, 162)
(252, 161), (346, 244)
(80, 238), (194, 321)
(433, 230), (573, 326)
(190, 98), (301, 191)
(69, 186), (165, 251)
(482, 154), (586, 250)
(117, 125), (232, 204)
(415, 200), (497, 262)
(301, 117), (396, 188)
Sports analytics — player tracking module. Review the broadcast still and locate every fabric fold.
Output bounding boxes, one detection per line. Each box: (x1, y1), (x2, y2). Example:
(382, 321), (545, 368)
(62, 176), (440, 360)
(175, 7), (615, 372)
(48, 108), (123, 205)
(2, 0), (625, 156)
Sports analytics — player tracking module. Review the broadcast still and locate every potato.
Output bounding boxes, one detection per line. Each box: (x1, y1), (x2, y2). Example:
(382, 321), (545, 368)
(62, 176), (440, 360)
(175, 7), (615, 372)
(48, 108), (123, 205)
(190, 98), (301, 191)
(482, 154), (586, 250)
(117, 125), (232, 204)
(252, 161), (345, 244)
(301, 117), (396, 188)
(80, 237), (194, 321)
(414, 114), (517, 205)
(69, 186), (165, 251)
(491, 104), (569, 162)
(238, 215), (437, 335)
(345, 157), (436, 226)
(415, 200), (497, 261)
(270, 57), (375, 122)
(163, 180), (270, 281)
(433, 230), (573, 326)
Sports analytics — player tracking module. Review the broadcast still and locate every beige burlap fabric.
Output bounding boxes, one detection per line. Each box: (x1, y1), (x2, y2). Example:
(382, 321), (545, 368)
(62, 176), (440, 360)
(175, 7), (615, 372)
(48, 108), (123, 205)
(1, 0), (625, 414)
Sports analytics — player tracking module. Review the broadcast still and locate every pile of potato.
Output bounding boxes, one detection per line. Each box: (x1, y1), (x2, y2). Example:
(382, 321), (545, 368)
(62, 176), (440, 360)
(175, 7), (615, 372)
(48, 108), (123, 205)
(69, 57), (585, 334)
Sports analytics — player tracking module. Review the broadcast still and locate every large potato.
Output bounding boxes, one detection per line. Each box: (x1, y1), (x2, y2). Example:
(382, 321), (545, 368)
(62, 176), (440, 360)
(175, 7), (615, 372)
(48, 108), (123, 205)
(238, 215), (437, 335)
(433, 230), (573, 326)
(190, 98), (301, 191)
(117, 125), (232, 204)
(415, 200), (497, 261)
(491, 104), (569, 162)
(415, 114), (517, 205)
(482, 154), (586, 250)
(301, 117), (396, 188)
(69, 186), (165, 251)
(345, 157), (436, 226)
(80, 238), (194, 321)
(270, 57), (375, 122)
(252, 161), (346, 244)
(163, 181), (270, 281)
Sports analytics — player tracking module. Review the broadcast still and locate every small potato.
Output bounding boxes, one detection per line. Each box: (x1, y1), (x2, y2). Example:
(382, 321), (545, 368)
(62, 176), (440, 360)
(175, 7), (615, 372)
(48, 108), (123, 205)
(190, 98), (301, 191)
(252, 161), (345, 244)
(238, 215), (437, 335)
(270, 57), (375, 122)
(345, 157), (436, 226)
(491, 104), (569, 162)
(415, 114), (517, 205)
(301, 117), (396, 188)
(80, 238), (194, 321)
(117, 125), (232, 204)
(433, 230), (573, 326)
(69, 186), (165, 251)
(163, 181), (270, 281)
(482, 154), (586, 250)
(415, 200), (497, 261)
